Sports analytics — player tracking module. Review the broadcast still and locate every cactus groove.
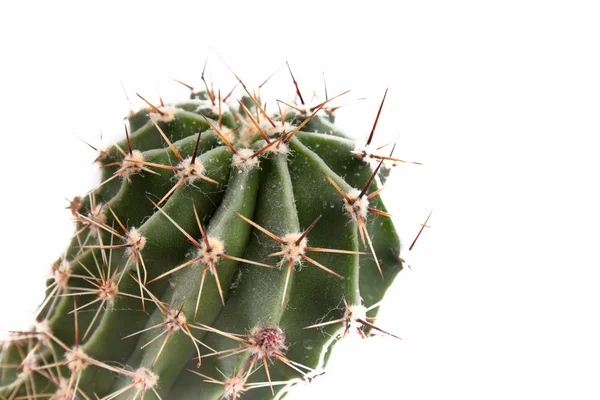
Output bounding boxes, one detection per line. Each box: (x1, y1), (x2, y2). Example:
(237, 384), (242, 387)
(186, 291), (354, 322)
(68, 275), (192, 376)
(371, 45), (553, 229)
(0, 69), (415, 400)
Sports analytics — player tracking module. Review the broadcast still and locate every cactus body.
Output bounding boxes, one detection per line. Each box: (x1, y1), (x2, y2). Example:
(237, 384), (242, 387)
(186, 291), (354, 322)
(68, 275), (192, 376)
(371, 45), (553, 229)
(0, 79), (404, 399)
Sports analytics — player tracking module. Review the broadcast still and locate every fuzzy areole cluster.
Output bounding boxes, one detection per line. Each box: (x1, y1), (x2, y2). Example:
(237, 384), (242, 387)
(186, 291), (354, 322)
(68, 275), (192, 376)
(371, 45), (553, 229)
(248, 325), (287, 358)
(0, 64), (428, 400)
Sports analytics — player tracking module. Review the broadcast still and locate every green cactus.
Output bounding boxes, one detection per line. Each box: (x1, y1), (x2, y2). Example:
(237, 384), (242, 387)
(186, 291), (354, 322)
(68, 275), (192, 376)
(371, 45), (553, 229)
(0, 69), (416, 400)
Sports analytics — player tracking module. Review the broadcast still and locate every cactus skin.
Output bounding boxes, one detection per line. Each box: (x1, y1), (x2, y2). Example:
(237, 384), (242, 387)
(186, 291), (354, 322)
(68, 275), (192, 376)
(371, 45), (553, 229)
(0, 76), (405, 400)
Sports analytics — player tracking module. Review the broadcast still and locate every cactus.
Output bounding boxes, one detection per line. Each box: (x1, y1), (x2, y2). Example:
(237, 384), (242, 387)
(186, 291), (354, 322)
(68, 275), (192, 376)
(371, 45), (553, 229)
(0, 67), (418, 400)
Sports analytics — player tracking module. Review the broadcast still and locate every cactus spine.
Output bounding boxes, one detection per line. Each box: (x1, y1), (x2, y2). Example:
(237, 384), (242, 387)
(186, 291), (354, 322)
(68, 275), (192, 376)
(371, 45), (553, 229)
(0, 67), (415, 399)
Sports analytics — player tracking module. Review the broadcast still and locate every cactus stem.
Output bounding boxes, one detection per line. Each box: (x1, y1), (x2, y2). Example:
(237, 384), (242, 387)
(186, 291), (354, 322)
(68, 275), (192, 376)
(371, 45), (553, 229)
(1, 77), (408, 400)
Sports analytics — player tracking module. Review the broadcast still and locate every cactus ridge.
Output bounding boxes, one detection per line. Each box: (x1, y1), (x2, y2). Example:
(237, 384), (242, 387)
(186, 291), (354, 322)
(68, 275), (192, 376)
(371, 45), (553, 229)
(0, 71), (415, 400)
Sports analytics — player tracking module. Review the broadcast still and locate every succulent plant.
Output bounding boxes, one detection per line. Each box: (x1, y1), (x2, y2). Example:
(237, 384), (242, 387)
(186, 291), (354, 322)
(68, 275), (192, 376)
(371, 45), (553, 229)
(0, 65), (419, 399)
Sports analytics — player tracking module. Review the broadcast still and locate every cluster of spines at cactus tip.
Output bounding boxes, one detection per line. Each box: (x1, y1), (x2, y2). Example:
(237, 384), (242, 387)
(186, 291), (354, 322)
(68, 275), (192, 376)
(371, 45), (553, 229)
(0, 62), (428, 400)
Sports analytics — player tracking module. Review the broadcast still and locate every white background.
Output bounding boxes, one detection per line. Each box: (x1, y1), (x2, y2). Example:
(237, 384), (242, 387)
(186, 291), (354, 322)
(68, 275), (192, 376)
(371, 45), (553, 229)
(1, 1), (599, 399)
